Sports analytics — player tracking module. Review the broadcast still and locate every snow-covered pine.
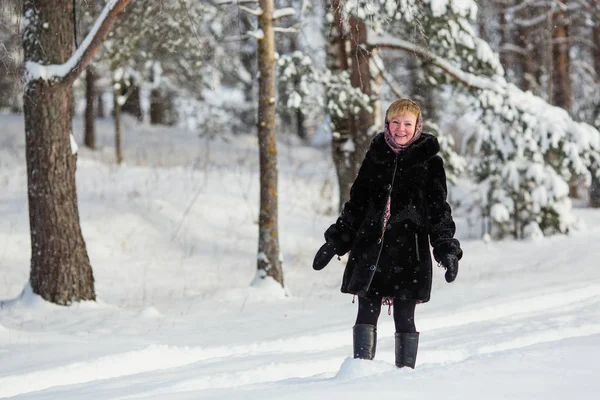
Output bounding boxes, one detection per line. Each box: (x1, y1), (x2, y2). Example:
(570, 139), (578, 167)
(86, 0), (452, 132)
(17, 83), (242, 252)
(277, 51), (372, 130)
(345, 0), (600, 238)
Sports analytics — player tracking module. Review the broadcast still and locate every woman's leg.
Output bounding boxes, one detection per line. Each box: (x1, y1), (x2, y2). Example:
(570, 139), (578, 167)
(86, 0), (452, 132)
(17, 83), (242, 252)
(393, 299), (419, 368)
(353, 296), (382, 360)
(392, 298), (417, 333)
(355, 295), (383, 326)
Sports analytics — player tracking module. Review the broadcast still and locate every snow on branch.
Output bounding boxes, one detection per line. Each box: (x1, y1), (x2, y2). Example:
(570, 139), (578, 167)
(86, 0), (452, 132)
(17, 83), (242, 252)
(248, 29), (265, 40)
(367, 30), (502, 91)
(274, 27), (299, 33)
(272, 7), (295, 20)
(24, 0), (131, 87)
(238, 5), (263, 16)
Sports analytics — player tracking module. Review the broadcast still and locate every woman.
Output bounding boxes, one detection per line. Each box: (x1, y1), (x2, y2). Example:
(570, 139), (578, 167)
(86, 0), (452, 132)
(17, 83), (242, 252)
(313, 99), (462, 369)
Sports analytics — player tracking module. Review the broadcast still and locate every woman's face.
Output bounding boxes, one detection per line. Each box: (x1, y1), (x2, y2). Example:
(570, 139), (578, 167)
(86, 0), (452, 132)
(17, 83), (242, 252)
(388, 112), (417, 146)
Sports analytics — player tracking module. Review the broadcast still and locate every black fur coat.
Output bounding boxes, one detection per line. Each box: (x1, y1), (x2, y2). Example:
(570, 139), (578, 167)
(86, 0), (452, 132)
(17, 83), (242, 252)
(325, 132), (462, 302)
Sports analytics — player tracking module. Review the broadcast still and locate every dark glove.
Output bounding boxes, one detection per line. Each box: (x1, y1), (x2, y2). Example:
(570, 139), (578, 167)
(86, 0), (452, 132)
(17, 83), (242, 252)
(313, 241), (338, 271)
(439, 254), (459, 283)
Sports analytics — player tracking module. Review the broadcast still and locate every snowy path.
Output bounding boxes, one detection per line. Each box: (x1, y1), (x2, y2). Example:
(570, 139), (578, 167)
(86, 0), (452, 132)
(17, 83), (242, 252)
(2, 272), (599, 399)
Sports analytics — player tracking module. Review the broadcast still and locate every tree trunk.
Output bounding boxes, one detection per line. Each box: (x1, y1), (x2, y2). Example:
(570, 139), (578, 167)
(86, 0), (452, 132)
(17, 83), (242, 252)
(121, 83), (142, 121)
(22, 0), (95, 304)
(150, 87), (175, 125)
(590, 173), (600, 208)
(327, 8), (375, 212)
(150, 88), (164, 125)
(500, 4), (511, 72)
(289, 35), (307, 140)
(551, 3), (571, 112)
(295, 106), (306, 140)
(113, 84), (124, 164)
(348, 15), (374, 189)
(328, 0), (354, 212)
(545, 8), (554, 104)
(84, 65), (96, 149)
(97, 92), (104, 118)
(256, 0), (283, 286)
(514, 23), (530, 91)
(589, 21), (600, 207)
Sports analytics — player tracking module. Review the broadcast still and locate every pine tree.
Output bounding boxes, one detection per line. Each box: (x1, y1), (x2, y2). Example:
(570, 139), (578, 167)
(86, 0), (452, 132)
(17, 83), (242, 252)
(22, 0), (130, 304)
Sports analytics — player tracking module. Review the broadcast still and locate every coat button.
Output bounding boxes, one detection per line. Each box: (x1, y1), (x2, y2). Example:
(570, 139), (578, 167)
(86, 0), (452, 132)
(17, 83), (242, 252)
(385, 184), (392, 192)
(369, 265), (376, 271)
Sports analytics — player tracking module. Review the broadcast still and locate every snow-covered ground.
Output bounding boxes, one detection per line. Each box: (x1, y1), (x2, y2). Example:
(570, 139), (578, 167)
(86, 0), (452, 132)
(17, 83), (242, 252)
(1, 112), (599, 399)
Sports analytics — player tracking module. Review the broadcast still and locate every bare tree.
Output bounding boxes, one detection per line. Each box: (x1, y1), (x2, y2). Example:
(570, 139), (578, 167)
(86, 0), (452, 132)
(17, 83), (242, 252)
(256, 0), (283, 286)
(22, 0), (131, 305)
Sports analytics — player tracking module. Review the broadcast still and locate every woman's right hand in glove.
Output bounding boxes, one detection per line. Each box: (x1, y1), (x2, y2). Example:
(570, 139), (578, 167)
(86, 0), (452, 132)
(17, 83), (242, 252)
(313, 241), (338, 270)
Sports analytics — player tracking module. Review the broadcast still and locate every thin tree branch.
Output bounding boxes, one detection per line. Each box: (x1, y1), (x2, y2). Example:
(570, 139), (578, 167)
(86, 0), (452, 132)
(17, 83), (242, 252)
(368, 29), (501, 91)
(371, 55), (404, 98)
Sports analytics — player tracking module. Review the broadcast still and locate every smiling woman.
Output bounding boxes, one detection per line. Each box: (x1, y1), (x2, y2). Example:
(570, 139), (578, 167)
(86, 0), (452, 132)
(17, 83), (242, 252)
(313, 98), (462, 369)
(384, 99), (423, 149)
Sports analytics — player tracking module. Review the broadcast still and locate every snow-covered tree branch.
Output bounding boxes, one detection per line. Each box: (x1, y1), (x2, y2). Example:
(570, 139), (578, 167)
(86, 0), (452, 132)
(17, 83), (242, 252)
(24, 0), (132, 87)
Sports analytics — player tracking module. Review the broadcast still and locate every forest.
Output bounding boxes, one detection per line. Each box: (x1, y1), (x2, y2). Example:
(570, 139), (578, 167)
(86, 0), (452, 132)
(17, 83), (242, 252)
(1, 2), (599, 398)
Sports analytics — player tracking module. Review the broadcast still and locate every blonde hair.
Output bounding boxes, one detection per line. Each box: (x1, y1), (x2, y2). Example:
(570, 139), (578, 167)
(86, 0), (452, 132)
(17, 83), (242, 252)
(386, 99), (421, 121)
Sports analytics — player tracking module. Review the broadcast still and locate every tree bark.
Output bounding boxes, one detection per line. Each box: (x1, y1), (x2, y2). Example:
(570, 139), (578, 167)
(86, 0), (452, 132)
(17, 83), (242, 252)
(84, 65), (96, 149)
(22, 0), (95, 304)
(256, 0), (283, 286)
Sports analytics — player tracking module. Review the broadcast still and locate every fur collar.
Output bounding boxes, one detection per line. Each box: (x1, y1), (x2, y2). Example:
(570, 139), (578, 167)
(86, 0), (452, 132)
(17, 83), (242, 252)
(368, 132), (440, 167)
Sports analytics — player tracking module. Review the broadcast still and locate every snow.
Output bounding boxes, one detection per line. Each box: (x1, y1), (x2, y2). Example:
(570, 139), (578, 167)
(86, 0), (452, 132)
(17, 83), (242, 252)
(70, 133), (78, 155)
(2, 112), (600, 399)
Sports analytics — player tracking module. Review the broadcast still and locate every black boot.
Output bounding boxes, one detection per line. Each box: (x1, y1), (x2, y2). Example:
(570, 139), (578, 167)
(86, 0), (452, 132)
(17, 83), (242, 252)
(395, 332), (419, 368)
(353, 324), (377, 360)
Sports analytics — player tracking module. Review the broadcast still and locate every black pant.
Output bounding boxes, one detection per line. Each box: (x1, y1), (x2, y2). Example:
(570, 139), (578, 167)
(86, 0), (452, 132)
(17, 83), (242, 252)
(355, 296), (417, 333)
